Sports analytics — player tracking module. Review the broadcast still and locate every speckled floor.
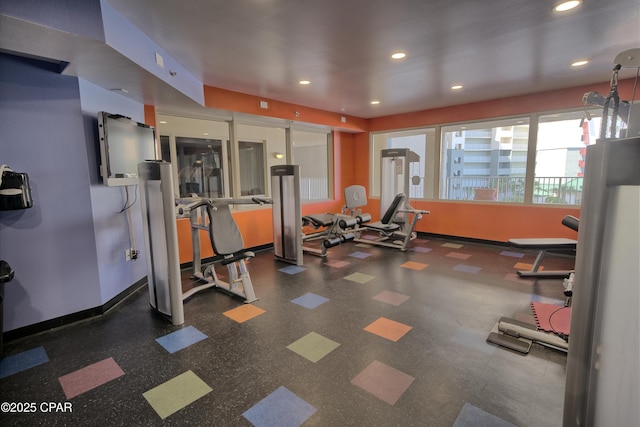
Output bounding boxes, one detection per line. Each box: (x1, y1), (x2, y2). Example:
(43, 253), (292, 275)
(1, 236), (573, 426)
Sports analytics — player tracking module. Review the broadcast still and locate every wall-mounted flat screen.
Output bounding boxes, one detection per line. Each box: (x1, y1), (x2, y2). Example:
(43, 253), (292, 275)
(98, 111), (158, 186)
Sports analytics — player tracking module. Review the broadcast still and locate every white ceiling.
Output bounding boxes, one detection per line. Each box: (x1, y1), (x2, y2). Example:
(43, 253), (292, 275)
(3, 0), (640, 120)
(104, 0), (640, 119)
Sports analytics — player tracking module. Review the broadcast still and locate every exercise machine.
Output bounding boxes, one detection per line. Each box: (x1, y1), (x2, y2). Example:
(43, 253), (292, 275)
(563, 136), (640, 426)
(487, 316), (569, 354)
(270, 166), (367, 264)
(563, 50), (640, 425)
(508, 215), (579, 279)
(487, 215), (579, 353)
(138, 160), (263, 325)
(354, 191), (428, 251)
(582, 48), (640, 140)
(354, 148), (429, 251)
(301, 185), (372, 257)
(178, 196), (268, 304)
(138, 160), (184, 325)
(270, 165), (303, 265)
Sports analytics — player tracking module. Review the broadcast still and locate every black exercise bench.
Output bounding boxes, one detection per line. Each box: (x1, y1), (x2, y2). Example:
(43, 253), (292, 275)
(509, 215), (579, 278)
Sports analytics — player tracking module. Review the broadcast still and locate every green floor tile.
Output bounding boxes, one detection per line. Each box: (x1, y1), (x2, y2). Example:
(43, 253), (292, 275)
(287, 332), (341, 363)
(344, 272), (375, 284)
(143, 370), (212, 419)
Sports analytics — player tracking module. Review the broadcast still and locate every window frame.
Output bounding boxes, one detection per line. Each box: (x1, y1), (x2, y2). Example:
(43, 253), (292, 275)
(291, 126), (333, 202)
(369, 107), (607, 206)
(370, 127), (438, 200)
(157, 112), (333, 205)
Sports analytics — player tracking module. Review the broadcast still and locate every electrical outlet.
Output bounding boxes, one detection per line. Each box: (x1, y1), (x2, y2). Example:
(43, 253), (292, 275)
(125, 249), (132, 261)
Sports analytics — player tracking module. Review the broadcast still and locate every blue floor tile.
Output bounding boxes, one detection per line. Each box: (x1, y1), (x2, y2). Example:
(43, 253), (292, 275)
(453, 403), (516, 427)
(412, 246), (432, 253)
(0, 346), (49, 379)
(291, 293), (329, 309)
(500, 250), (525, 258)
(156, 326), (208, 354)
(453, 264), (482, 274)
(243, 386), (317, 427)
(348, 251), (372, 259)
(279, 265), (307, 275)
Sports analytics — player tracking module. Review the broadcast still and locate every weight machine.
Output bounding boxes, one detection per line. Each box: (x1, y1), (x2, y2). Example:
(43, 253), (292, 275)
(354, 148), (429, 251)
(582, 48), (640, 140)
(563, 48), (640, 426)
(138, 160), (184, 325)
(177, 196), (269, 304)
(270, 165), (303, 265)
(270, 166), (372, 264)
(301, 185), (372, 257)
(138, 161), (264, 326)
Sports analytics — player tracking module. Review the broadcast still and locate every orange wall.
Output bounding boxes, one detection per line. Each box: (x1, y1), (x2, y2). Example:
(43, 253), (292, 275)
(158, 78), (636, 262)
(204, 86), (368, 132)
(369, 79), (637, 131)
(350, 80), (637, 242)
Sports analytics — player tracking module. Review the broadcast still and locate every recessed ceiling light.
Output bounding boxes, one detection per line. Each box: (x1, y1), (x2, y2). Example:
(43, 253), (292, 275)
(299, 80), (311, 85)
(571, 60), (588, 67)
(370, 100), (380, 105)
(159, 120), (167, 124)
(554, 1), (581, 12)
(391, 52), (406, 60)
(203, 133), (209, 136)
(451, 85), (463, 90)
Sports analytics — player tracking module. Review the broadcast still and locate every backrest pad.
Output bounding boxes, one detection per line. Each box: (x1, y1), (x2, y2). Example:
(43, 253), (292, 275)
(344, 185), (367, 209)
(381, 193), (405, 224)
(206, 203), (245, 255)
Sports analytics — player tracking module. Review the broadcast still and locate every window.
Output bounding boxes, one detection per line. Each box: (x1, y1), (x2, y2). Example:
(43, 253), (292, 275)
(175, 137), (225, 198)
(236, 123), (286, 198)
(534, 110), (602, 205)
(158, 114), (332, 203)
(370, 128), (436, 200)
(238, 140), (265, 196)
(440, 118), (530, 202)
(291, 129), (331, 201)
(158, 115), (230, 199)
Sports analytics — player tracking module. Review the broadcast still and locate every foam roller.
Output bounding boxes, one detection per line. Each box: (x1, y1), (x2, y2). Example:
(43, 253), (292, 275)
(323, 237), (342, 248)
(323, 233), (355, 248)
(339, 217), (357, 229)
(358, 213), (371, 224)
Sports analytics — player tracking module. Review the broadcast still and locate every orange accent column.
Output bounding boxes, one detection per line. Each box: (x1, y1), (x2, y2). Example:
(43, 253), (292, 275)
(144, 105), (156, 127)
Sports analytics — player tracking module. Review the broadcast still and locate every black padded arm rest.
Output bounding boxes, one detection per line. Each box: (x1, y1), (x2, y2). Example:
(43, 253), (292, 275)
(509, 238), (577, 250)
(221, 251), (255, 266)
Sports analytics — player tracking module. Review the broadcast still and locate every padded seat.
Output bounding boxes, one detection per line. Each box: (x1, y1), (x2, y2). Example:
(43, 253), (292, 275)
(303, 213), (335, 228)
(365, 193), (405, 232)
(509, 238), (577, 250)
(508, 215), (579, 279)
(365, 221), (401, 232)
